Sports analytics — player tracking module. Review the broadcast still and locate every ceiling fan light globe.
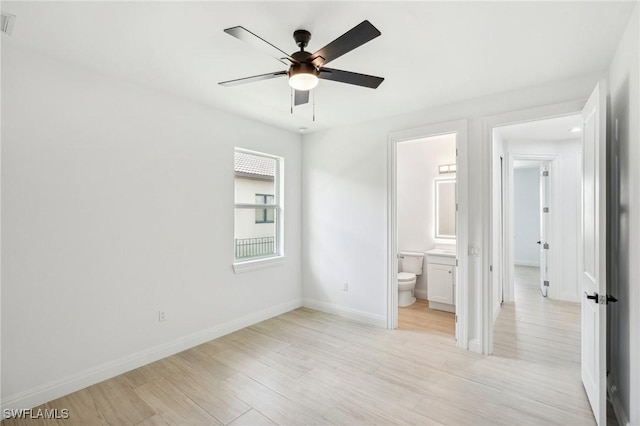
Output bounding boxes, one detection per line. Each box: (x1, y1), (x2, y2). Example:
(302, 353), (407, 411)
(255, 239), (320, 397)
(289, 73), (318, 91)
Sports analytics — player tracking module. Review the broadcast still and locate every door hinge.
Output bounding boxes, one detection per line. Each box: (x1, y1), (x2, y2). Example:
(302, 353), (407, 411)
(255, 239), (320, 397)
(543, 207), (549, 213)
(456, 203), (458, 211)
(455, 315), (458, 323)
(489, 265), (493, 272)
(543, 280), (549, 287)
(542, 171), (549, 177)
(455, 259), (458, 266)
(543, 243), (549, 249)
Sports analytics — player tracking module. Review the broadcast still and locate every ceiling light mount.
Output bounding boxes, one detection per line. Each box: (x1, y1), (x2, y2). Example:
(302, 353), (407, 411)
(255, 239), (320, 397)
(293, 29), (311, 50)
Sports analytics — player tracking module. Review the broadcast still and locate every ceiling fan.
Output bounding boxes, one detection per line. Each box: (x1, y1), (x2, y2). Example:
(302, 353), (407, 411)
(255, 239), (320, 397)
(218, 20), (384, 106)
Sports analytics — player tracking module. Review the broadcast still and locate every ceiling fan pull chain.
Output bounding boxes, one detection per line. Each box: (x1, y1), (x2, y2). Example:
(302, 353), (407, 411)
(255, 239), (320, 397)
(313, 90), (316, 122)
(290, 89), (293, 114)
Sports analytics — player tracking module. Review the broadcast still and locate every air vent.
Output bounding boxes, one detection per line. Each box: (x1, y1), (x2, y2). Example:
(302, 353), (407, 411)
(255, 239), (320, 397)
(1, 12), (16, 36)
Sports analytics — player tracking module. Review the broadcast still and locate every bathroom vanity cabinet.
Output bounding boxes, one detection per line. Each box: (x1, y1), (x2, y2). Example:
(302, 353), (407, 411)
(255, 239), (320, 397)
(426, 249), (456, 313)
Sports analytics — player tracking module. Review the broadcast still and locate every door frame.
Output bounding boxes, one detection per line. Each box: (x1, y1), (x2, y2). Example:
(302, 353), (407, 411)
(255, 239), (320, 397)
(481, 100), (586, 355)
(505, 154), (559, 302)
(387, 119), (468, 349)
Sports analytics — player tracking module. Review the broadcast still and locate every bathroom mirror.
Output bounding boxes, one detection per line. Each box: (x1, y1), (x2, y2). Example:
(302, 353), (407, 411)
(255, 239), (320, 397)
(435, 178), (456, 239)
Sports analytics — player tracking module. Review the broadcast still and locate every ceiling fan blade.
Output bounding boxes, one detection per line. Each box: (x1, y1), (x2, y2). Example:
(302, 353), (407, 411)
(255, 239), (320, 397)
(309, 20), (381, 68)
(224, 26), (298, 65)
(294, 90), (310, 106)
(219, 71), (287, 87)
(318, 68), (384, 89)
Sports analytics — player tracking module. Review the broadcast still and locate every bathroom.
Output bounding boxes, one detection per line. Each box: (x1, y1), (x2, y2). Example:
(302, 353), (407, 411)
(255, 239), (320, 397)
(396, 133), (457, 335)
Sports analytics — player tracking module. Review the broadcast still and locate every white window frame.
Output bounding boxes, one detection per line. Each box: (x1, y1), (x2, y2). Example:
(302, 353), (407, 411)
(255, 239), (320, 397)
(233, 148), (285, 273)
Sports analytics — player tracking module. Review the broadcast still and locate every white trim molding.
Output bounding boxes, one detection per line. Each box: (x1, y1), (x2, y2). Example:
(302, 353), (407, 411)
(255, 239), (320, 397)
(608, 380), (630, 426)
(1, 299), (302, 416)
(302, 299), (386, 328)
(387, 119), (469, 350)
(233, 255), (286, 273)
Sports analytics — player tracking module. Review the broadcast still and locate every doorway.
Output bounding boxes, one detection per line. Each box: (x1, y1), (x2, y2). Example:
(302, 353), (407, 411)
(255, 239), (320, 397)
(387, 120), (468, 349)
(493, 115), (582, 307)
(396, 134), (456, 335)
(511, 158), (555, 299)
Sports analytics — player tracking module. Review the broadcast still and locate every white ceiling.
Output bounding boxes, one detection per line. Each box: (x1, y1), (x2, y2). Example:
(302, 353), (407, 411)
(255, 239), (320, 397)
(495, 113), (583, 142)
(2, 1), (635, 133)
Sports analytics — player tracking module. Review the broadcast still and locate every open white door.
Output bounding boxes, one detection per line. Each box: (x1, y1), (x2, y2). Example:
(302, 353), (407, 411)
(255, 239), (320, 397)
(580, 82), (607, 425)
(539, 163), (550, 297)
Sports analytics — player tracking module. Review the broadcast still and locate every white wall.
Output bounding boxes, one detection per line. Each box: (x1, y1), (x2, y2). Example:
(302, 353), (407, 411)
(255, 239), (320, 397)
(397, 135), (456, 299)
(301, 71), (601, 343)
(513, 167), (540, 267)
(1, 44), (302, 410)
(607, 4), (639, 426)
(506, 139), (581, 302)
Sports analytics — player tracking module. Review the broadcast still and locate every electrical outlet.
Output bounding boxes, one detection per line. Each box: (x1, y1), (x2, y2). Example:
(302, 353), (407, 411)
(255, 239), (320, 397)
(158, 311), (167, 322)
(343, 282), (349, 291)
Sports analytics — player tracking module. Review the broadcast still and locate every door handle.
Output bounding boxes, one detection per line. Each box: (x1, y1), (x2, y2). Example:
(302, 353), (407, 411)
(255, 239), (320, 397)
(584, 292), (618, 304)
(537, 241), (541, 244)
(585, 292), (598, 304)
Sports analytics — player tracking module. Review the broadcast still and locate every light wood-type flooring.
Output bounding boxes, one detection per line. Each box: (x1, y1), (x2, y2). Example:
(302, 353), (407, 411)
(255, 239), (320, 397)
(398, 298), (455, 335)
(3, 266), (595, 425)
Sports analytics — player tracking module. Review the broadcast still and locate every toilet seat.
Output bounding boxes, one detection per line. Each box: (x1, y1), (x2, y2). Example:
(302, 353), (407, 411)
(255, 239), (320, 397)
(398, 272), (416, 282)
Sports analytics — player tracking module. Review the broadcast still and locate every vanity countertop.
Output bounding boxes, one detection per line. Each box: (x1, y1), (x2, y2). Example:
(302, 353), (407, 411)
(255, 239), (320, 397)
(426, 248), (456, 258)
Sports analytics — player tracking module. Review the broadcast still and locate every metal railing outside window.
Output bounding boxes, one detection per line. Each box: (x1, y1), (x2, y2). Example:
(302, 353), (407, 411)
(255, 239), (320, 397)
(234, 237), (276, 259)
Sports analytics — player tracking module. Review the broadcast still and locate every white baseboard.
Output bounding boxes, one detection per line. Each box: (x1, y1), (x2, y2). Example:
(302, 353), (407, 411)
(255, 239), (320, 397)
(302, 298), (386, 328)
(514, 259), (539, 267)
(468, 338), (482, 354)
(428, 301), (455, 313)
(1, 298), (302, 416)
(414, 289), (427, 300)
(608, 380), (630, 426)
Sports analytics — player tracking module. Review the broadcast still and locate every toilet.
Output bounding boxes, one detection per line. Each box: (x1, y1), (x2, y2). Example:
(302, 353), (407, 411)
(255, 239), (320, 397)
(398, 252), (425, 307)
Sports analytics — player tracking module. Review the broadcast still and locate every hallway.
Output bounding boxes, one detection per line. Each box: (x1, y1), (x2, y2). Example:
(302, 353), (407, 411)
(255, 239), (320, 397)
(492, 265), (594, 422)
(494, 266), (581, 366)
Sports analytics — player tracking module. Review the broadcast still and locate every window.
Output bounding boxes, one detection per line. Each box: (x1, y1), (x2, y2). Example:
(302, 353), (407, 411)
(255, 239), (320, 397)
(234, 149), (283, 263)
(255, 194), (275, 223)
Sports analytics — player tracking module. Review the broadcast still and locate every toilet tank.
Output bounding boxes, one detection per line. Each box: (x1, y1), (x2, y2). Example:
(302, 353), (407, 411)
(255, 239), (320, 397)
(399, 252), (425, 275)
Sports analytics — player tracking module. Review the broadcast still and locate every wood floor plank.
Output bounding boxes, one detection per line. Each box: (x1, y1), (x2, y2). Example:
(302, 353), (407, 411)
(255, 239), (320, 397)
(398, 299), (455, 335)
(227, 409), (276, 426)
(133, 377), (223, 426)
(2, 265), (595, 425)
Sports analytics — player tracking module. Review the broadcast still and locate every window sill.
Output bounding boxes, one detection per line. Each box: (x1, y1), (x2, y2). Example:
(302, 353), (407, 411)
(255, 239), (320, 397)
(233, 255), (286, 274)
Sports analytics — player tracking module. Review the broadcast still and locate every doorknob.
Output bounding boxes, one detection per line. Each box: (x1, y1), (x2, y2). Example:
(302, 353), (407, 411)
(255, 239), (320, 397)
(585, 292), (598, 304)
(537, 241), (541, 244)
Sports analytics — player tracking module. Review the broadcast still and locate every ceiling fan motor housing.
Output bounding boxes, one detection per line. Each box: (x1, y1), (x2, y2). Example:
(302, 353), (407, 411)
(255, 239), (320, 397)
(289, 50), (319, 79)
